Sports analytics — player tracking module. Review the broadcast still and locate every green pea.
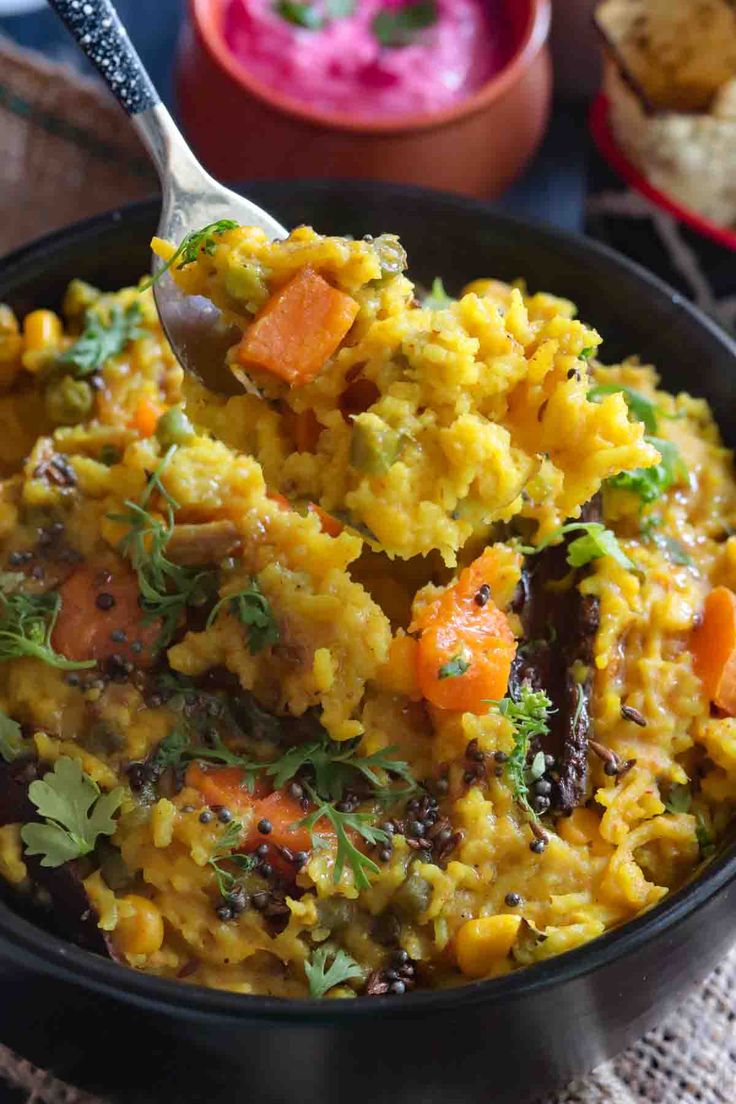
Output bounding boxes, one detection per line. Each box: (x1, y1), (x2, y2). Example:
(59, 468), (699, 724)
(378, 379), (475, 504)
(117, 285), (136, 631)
(155, 405), (195, 447)
(99, 443), (121, 466)
(45, 375), (93, 425)
(349, 417), (401, 476)
(392, 873), (432, 919)
(224, 262), (267, 310)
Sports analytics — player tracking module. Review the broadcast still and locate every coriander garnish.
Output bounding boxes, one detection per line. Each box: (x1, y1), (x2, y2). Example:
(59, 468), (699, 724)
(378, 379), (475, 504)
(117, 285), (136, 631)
(372, 0), (437, 47)
(142, 220), (239, 290)
(520, 522), (634, 571)
(491, 685), (553, 823)
(0, 590), (95, 671)
(59, 303), (143, 378)
(20, 757), (123, 868)
(305, 945), (362, 998)
(206, 578), (279, 654)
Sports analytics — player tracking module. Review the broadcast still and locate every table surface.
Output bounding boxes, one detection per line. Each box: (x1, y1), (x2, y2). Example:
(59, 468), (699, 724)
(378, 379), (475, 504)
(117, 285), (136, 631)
(0, 5), (587, 1100)
(0, 0), (590, 235)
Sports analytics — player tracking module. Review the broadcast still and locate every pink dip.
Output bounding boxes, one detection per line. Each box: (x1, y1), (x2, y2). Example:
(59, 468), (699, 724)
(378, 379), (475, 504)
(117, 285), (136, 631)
(223, 0), (510, 119)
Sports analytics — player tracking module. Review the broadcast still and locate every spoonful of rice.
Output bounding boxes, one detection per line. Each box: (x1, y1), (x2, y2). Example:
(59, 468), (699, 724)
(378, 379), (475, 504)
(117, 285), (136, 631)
(48, 0), (287, 393)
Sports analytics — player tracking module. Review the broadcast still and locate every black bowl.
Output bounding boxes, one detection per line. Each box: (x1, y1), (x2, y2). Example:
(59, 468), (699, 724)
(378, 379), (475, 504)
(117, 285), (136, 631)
(1, 182), (735, 1104)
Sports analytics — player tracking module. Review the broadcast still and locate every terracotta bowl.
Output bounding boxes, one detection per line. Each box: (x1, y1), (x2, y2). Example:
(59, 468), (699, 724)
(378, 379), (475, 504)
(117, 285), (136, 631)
(176, 0), (552, 197)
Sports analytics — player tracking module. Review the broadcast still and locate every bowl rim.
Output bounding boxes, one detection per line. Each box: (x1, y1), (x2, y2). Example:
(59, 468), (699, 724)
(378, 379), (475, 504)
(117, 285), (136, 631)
(1, 184), (736, 1022)
(589, 93), (736, 253)
(187, 0), (551, 136)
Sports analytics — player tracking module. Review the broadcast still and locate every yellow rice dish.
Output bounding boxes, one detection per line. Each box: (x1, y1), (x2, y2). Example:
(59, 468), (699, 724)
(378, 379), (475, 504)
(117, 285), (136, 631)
(0, 222), (734, 999)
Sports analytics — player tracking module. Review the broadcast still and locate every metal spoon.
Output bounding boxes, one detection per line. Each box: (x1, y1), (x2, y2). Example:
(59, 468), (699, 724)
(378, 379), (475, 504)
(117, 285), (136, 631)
(47, 0), (287, 392)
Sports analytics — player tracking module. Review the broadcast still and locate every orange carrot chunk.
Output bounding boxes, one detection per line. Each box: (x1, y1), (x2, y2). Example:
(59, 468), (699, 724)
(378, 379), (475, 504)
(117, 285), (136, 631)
(410, 549), (516, 713)
(52, 564), (160, 667)
(691, 586), (736, 715)
(236, 266), (359, 387)
(132, 396), (164, 437)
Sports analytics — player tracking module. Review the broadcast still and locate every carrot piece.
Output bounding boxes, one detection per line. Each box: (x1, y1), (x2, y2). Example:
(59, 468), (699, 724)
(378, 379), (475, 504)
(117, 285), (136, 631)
(267, 490), (343, 537)
(236, 266), (359, 387)
(410, 549), (516, 713)
(132, 396), (164, 437)
(52, 564), (160, 668)
(186, 764), (331, 875)
(307, 503), (343, 538)
(691, 586), (736, 714)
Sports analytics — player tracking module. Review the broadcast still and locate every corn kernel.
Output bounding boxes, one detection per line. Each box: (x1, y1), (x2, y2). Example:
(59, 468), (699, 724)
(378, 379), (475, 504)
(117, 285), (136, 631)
(115, 894), (165, 957)
(23, 310), (63, 353)
(455, 914), (522, 977)
(313, 646), (335, 692)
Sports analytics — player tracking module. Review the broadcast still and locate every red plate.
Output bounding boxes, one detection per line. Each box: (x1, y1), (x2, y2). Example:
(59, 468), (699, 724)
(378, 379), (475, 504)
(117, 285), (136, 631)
(589, 93), (736, 253)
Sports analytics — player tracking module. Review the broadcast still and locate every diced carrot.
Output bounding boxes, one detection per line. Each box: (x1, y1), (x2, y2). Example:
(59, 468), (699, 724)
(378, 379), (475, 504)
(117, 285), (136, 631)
(307, 503), (343, 538)
(186, 765), (330, 860)
(236, 266), (359, 387)
(52, 564), (160, 667)
(691, 586), (736, 714)
(185, 763), (269, 809)
(267, 490), (343, 538)
(409, 549), (516, 713)
(132, 396), (165, 438)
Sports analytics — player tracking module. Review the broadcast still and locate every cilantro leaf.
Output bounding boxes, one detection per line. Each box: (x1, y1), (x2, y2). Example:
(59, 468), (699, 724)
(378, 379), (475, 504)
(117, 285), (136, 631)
(207, 819), (256, 896)
(267, 737), (416, 804)
(59, 303), (142, 378)
(305, 945), (362, 998)
(422, 277), (453, 310)
(143, 220), (239, 290)
(0, 709), (25, 763)
(579, 347), (596, 361)
(521, 522), (634, 571)
(274, 0), (322, 28)
(608, 436), (687, 506)
(372, 0), (438, 47)
(0, 588), (95, 671)
(588, 384), (660, 435)
(186, 732), (262, 794)
(297, 787), (389, 890)
(438, 654), (470, 679)
(206, 579), (279, 654)
(491, 685), (553, 822)
(108, 446), (218, 652)
(664, 783), (691, 814)
(20, 757), (123, 868)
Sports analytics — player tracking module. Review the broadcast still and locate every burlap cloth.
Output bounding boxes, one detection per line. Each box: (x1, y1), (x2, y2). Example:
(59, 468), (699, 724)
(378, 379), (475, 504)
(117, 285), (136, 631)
(0, 34), (734, 1104)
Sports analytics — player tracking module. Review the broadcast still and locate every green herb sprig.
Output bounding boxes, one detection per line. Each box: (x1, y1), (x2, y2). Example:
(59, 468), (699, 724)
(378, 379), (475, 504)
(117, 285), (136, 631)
(0, 708), (25, 763)
(664, 783), (692, 815)
(20, 757), (123, 868)
(491, 685), (553, 822)
(520, 522), (633, 571)
(0, 590), (95, 671)
(206, 579), (279, 654)
(142, 220), (239, 291)
(108, 446), (217, 652)
(372, 0), (438, 47)
(296, 787), (390, 891)
(438, 653), (470, 680)
(207, 819), (256, 896)
(305, 945), (362, 998)
(59, 303), (143, 377)
(267, 738), (416, 805)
